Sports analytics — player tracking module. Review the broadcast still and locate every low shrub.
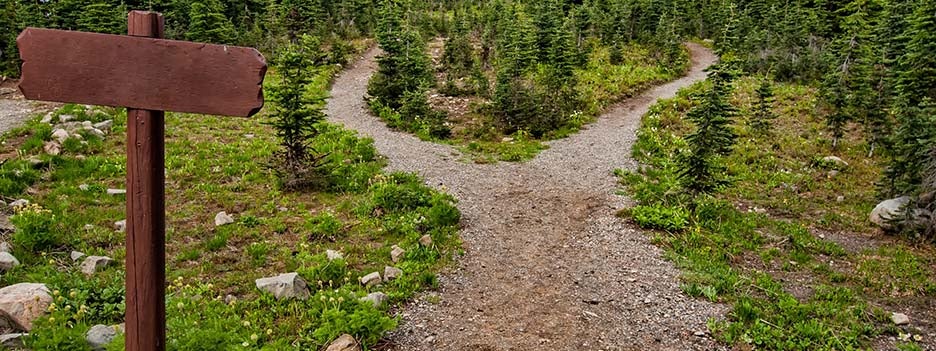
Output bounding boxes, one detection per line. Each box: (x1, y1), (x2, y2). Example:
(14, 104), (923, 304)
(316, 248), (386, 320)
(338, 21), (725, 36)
(631, 204), (690, 232)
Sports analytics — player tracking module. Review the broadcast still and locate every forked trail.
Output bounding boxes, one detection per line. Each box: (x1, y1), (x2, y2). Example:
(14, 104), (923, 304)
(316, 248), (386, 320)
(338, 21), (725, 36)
(326, 43), (724, 350)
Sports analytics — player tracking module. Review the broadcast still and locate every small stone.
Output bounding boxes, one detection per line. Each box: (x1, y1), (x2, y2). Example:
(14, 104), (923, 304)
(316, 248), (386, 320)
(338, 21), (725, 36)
(326, 250), (344, 261)
(383, 266), (402, 281)
(244, 134), (255, 139)
(0, 333), (26, 348)
(693, 331), (707, 337)
(821, 156), (848, 168)
(114, 220), (126, 232)
(8, 199), (28, 208)
(501, 137), (514, 142)
(827, 170), (839, 178)
(359, 272), (382, 287)
(51, 129), (70, 143)
(390, 245), (406, 263)
(86, 324), (118, 350)
(255, 272), (310, 300)
(892, 312), (910, 325)
(86, 128), (106, 138)
(79, 184), (90, 191)
(224, 294), (237, 305)
(43, 141), (61, 155)
(326, 334), (360, 351)
(214, 211), (234, 227)
(92, 120), (113, 131)
(81, 121), (93, 129)
(0, 283), (52, 331)
(419, 234), (433, 247)
(58, 114), (75, 122)
(0, 252), (20, 272)
(0, 242), (10, 253)
(359, 292), (388, 308)
(836, 195), (845, 203)
(106, 189), (126, 195)
(71, 251), (86, 262)
(41, 112), (53, 124)
(79, 256), (113, 276)
(84, 224), (94, 230)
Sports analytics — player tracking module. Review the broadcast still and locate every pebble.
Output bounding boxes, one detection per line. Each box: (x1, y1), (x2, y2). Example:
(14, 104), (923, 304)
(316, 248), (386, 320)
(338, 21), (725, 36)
(106, 189), (126, 195)
(8, 199), (28, 208)
(360, 292), (388, 307)
(359, 272), (382, 287)
(0, 252), (20, 271)
(86, 324), (118, 350)
(214, 211), (235, 227)
(892, 312), (910, 325)
(79, 256), (113, 276)
(79, 184), (90, 191)
(391, 245), (406, 263)
(71, 251), (86, 262)
(419, 234), (433, 247)
(384, 266), (403, 281)
(114, 220), (126, 232)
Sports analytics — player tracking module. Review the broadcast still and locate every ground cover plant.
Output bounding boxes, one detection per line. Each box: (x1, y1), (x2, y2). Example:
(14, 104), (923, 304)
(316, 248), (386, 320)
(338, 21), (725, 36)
(0, 37), (461, 350)
(619, 77), (936, 350)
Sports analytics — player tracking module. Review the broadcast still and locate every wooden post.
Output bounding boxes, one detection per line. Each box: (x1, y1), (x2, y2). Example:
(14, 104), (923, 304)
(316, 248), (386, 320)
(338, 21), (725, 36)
(125, 11), (166, 351)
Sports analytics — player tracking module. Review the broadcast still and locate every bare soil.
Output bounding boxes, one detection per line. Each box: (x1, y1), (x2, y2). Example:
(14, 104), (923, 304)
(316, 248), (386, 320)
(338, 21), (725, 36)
(327, 44), (727, 350)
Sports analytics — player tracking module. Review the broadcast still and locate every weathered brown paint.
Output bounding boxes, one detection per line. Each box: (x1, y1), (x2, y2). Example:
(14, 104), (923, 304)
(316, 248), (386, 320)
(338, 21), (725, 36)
(125, 11), (166, 351)
(17, 26), (266, 117)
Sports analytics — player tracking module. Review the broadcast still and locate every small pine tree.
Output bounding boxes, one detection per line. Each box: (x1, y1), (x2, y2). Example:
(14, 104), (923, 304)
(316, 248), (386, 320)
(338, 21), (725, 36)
(881, 100), (936, 197)
(749, 80), (777, 134)
(678, 63), (739, 195)
(267, 35), (328, 190)
(186, 0), (237, 44)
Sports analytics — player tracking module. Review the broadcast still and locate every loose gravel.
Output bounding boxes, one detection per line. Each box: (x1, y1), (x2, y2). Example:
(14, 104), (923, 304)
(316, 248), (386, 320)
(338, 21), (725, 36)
(326, 43), (727, 350)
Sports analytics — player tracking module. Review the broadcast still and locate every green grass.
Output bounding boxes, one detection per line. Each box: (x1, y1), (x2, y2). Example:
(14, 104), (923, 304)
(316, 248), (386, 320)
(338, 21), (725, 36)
(619, 77), (936, 350)
(0, 40), (462, 350)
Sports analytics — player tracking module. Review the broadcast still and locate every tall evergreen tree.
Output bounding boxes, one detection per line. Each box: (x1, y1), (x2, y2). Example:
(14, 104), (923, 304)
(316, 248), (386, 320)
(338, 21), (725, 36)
(186, 0), (237, 44)
(77, 2), (127, 34)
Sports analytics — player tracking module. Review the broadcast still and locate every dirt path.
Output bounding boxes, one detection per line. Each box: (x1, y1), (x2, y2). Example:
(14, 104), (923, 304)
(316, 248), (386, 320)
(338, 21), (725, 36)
(326, 43), (726, 350)
(0, 83), (55, 135)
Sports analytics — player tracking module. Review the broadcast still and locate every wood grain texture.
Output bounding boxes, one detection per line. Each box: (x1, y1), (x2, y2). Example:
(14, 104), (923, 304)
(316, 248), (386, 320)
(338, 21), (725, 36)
(125, 11), (166, 351)
(17, 26), (266, 117)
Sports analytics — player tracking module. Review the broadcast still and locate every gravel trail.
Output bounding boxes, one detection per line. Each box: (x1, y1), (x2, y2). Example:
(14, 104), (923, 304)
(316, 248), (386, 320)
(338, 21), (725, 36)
(326, 43), (726, 350)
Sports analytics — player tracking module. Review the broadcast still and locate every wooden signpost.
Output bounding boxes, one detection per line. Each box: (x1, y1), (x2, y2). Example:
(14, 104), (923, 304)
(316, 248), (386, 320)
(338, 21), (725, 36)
(17, 11), (267, 351)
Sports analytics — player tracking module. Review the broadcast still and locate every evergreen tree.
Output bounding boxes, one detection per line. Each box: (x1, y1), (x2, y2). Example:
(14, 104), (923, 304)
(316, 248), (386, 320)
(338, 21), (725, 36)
(267, 35), (328, 189)
(881, 101), (936, 196)
(77, 2), (127, 34)
(186, 0), (237, 44)
(894, 0), (936, 106)
(678, 63), (739, 195)
(749, 80), (778, 134)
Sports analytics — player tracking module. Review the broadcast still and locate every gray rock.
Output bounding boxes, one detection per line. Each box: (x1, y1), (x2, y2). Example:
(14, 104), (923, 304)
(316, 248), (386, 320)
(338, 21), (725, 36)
(255, 273), (310, 300)
(58, 114), (75, 122)
(41, 112), (53, 123)
(114, 220), (126, 232)
(892, 312), (910, 325)
(384, 266), (402, 281)
(390, 245), (405, 263)
(0, 333), (26, 349)
(86, 324), (118, 350)
(79, 256), (113, 276)
(71, 251), (86, 262)
(9, 199), (29, 209)
(106, 189), (126, 195)
(821, 156), (848, 168)
(79, 184), (90, 191)
(81, 121), (93, 129)
(83, 224), (94, 231)
(86, 128), (106, 138)
(360, 292), (388, 308)
(0, 242), (10, 253)
(326, 249), (344, 261)
(419, 234), (433, 247)
(0, 283), (52, 331)
(214, 211), (234, 227)
(43, 141), (61, 155)
(870, 196), (911, 231)
(836, 195), (845, 203)
(359, 272), (382, 287)
(326, 334), (360, 351)
(0, 252), (20, 271)
(92, 120), (112, 131)
(51, 129), (70, 143)
(0, 217), (12, 232)
(827, 170), (839, 178)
